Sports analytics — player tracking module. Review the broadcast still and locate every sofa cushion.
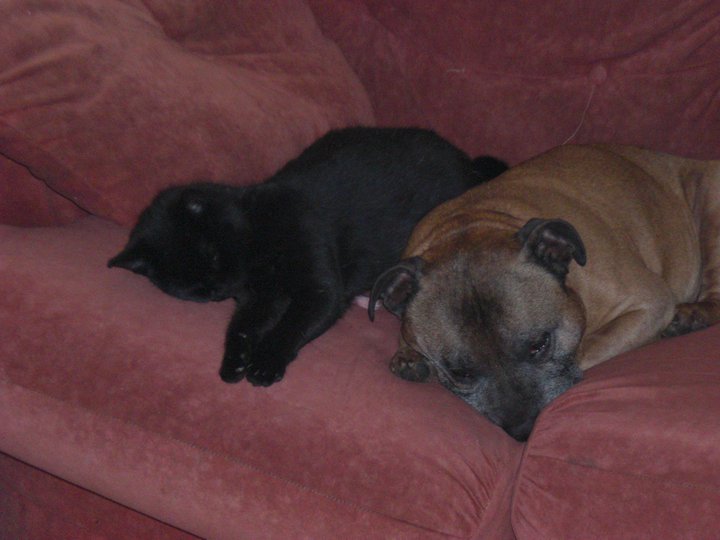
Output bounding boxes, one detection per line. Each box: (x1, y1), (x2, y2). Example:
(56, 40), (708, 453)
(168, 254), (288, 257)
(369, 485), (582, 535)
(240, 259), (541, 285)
(0, 155), (86, 226)
(309, 0), (720, 164)
(0, 0), (374, 226)
(0, 452), (198, 539)
(513, 325), (720, 538)
(0, 218), (523, 539)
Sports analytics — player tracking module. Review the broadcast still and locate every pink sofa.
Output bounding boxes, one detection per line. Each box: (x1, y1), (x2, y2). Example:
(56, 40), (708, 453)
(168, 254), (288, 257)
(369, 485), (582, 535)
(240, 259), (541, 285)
(1, 1), (719, 538)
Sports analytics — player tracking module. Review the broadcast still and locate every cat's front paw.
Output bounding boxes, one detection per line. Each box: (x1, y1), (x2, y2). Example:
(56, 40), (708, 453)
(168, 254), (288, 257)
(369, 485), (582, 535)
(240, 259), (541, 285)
(244, 343), (292, 387)
(219, 333), (252, 383)
(245, 360), (287, 387)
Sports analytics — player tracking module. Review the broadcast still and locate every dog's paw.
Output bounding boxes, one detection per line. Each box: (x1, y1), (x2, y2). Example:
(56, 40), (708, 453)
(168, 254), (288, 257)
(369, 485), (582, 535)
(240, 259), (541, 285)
(662, 303), (710, 338)
(390, 351), (431, 382)
(219, 333), (252, 383)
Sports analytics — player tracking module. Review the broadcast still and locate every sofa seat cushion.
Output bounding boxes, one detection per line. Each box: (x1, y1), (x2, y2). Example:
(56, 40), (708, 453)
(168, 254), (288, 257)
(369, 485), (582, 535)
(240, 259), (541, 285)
(0, 0), (374, 226)
(0, 217), (523, 539)
(513, 325), (720, 538)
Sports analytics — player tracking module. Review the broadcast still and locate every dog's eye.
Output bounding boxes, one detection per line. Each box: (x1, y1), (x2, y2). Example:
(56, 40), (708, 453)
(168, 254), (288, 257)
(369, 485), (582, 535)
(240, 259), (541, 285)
(529, 332), (551, 359)
(449, 367), (475, 382)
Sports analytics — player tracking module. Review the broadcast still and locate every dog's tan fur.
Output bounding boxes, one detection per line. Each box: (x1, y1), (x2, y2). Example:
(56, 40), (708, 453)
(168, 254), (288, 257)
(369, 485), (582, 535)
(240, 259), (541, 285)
(371, 144), (720, 439)
(405, 144), (720, 369)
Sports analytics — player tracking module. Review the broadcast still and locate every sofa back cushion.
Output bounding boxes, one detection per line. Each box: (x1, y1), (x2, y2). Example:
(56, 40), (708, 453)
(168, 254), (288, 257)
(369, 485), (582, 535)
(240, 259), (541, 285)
(309, 0), (720, 164)
(0, 0), (373, 226)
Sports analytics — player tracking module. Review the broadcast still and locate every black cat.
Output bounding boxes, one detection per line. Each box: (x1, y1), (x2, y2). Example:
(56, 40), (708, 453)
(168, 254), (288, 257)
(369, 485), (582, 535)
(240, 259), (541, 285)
(108, 127), (507, 386)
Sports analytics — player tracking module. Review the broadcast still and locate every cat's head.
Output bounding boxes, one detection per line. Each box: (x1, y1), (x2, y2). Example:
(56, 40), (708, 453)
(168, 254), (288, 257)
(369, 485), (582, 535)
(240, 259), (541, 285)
(108, 183), (251, 303)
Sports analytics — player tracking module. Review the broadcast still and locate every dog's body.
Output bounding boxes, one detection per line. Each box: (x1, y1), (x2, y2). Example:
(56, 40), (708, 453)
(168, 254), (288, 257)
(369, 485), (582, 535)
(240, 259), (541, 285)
(370, 144), (720, 440)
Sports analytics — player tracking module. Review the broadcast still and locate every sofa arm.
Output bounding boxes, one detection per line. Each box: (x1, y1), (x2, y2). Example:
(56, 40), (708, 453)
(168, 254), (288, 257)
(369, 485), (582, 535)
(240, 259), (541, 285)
(514, 325), (720, 538)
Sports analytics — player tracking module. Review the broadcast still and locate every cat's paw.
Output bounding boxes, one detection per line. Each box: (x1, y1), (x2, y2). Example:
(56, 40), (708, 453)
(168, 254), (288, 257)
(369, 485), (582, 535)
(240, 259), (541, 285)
(244, 343), (291, 387)
(245, 357), (287, 387)
(219, 334), (252, 383)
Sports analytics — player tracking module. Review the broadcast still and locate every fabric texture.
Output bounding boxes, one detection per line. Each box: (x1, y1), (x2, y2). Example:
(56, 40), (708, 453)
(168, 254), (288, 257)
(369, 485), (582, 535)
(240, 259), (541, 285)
(2, 1), (720, 538)
(0, 0), (374, 225)
(514, 327), (720, 538)
(309, 0), (720, 165)
(0, 218), (522, 539)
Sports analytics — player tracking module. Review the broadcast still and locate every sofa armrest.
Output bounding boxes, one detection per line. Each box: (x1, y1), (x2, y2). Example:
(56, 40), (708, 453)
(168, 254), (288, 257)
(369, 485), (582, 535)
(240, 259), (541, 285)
(514, 325), (720, 538)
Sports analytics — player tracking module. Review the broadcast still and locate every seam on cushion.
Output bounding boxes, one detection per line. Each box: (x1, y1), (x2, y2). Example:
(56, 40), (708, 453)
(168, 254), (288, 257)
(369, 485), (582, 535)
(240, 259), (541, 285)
(0, 148), (89, 224)
(3, 380), (470, 539)
(520, 453), (719, 493)
(0, 120), (95, 215)
(304, 2), (378, 122)
(310, 2), (424, 123)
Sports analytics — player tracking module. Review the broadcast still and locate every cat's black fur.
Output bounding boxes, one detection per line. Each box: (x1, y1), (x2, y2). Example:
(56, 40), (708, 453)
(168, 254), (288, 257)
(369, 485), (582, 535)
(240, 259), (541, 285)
(108, 127), (507, 386)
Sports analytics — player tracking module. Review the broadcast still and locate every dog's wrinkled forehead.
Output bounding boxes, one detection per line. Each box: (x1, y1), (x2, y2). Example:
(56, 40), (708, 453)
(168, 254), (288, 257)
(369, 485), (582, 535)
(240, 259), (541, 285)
(405, 252), (566, 360)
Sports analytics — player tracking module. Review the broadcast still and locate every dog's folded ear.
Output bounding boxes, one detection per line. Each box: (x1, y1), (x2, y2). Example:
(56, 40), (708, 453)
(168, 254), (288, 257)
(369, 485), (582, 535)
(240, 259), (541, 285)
(369, 257), (425, 321)
(517, 218), (586, 280)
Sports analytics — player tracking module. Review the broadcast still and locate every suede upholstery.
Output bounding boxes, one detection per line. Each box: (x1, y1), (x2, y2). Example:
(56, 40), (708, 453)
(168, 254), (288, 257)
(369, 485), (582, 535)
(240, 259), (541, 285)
(308, 0), (720, 163)
(0, 0), (373, 225)
(1, 1), (720, 539)
(0, 218), (521, 539)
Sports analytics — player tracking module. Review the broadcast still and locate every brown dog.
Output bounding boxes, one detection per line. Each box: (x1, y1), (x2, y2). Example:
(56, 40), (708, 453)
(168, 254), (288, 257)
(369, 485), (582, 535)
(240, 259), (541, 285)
(369, 144), (720, 440)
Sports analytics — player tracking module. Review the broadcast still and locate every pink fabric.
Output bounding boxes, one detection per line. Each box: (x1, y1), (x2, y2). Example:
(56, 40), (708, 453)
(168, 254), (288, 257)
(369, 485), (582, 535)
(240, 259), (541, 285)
(514, 326), (720, 538)
(0, 155), (86, 226)
(0, 452), (198, 540)
(0, 0), (373, 226)
(309, 0), (720, 164)
(2, 1), (720, 537)
(0, 218), (522, 539)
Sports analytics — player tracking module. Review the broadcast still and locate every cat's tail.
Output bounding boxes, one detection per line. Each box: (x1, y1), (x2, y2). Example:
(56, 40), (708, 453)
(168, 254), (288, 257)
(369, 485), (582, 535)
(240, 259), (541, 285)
(471, 155), (509, 183)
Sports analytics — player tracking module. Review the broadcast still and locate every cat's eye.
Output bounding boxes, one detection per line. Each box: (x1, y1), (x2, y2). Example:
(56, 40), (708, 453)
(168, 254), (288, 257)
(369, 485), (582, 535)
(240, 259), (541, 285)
(529, 332), (551, 359)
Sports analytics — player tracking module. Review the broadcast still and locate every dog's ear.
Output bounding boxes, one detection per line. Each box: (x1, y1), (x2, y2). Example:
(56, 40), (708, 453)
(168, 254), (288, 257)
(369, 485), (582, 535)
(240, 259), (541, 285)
(517, 218), (586, 280)
(369, 257), (425, 321)
(107, 244), (150, 275)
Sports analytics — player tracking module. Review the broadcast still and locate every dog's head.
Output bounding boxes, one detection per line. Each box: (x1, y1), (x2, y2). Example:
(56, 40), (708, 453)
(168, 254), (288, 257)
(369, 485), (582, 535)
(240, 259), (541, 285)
(108, 183), (251, 303)
(370, 219), (587, 441)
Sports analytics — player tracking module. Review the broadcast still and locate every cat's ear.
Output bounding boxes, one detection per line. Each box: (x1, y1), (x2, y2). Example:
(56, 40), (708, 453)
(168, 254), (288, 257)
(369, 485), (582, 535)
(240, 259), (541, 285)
(107, 245), (150, 275)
